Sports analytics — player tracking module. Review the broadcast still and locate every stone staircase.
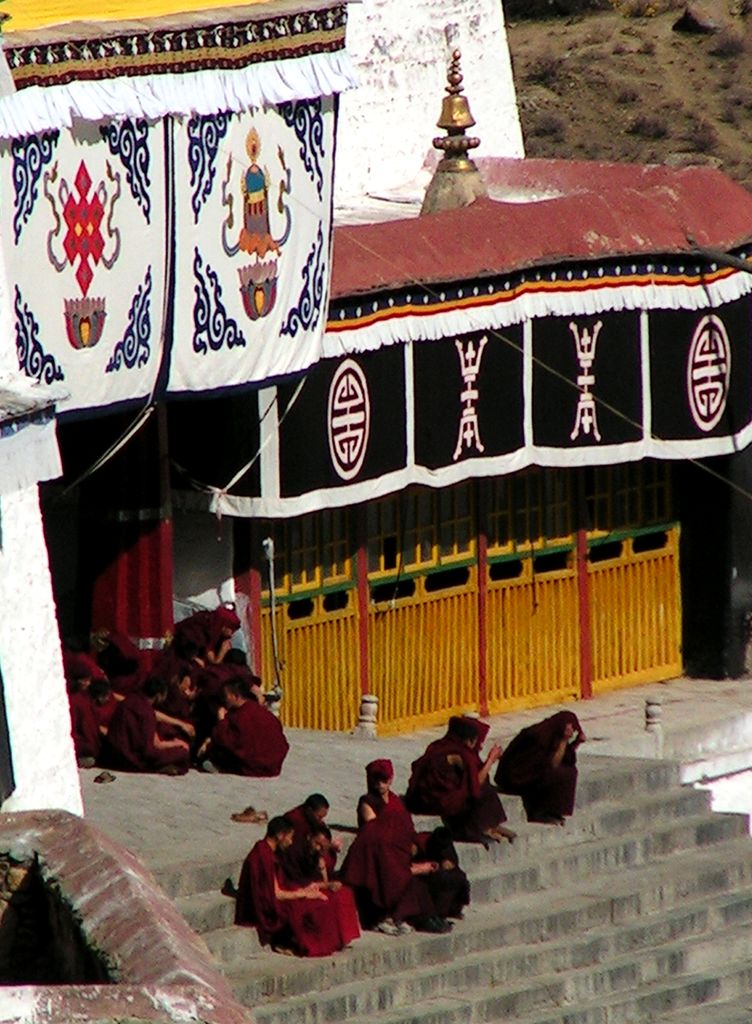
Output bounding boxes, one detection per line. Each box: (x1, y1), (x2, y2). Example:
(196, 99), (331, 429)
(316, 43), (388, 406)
(151, 756), (752, 1024)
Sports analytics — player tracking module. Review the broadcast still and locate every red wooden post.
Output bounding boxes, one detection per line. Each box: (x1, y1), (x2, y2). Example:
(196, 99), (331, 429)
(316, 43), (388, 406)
(89, 409), (173, 667)
(248, 565), (263, 678)
(576, 528), (593, 700)
(356, 508), (370, 696)
(477, 527), (489, 717)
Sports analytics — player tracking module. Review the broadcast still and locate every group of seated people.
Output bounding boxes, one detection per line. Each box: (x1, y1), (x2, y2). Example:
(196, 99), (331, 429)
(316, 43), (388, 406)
(64, 605), (289, 779)
(233, 710), (585, 956)
(235, 778), (470, 956)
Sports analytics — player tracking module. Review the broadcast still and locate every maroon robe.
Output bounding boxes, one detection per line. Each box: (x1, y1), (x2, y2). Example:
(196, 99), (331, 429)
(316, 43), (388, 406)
(282, 805), (337, 882)
(235, 839), (358, 956)
(405, 727), (507, 843)
(340, 792), (434, 928)
(101, 692), (190, 774)
(495, 711), (584, 821)
(208, 699), (289, 777)
(96, 632), (144, 696)
(68, 691), (101, 760)
(92, 694), (118, 731)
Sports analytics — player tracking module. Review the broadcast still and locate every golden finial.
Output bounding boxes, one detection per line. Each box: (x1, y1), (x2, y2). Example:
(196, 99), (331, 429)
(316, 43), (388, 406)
(433, 50), (480, 165)
(421, 49), (487, 217)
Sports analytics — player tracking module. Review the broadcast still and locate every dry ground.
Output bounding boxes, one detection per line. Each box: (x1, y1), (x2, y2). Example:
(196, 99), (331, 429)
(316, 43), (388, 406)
(506, 1), (752, 189)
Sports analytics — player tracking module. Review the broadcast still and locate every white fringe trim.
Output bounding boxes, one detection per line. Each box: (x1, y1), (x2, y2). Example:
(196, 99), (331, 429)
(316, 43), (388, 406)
(208, 419), (752, 520)
(0, 418), (62, 495)
(0, 50), (357, 138)
(324, 268), (752, 357)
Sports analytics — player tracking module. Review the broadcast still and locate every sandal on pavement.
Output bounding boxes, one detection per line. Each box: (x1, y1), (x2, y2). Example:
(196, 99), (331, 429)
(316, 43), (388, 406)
(231, 806), (269, 824)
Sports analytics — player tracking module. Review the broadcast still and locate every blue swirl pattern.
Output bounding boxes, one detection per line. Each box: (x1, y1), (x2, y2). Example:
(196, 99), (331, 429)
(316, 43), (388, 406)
(100, 119), (151, 222)
(281, 224), (326, 338)
(280, 98), (325, 200)
(14, 287), (65, 384)
(188, 112), (231, 223)
(193, 248), (246, 353)
(12, 131), (60, 243)
(106, 267), (152, 372)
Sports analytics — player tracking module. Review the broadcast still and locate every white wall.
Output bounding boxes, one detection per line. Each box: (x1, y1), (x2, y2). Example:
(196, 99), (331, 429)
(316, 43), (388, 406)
(0, 486), (83, 815)
(172, 508), (235, 612)
(335, 0), (524, 206)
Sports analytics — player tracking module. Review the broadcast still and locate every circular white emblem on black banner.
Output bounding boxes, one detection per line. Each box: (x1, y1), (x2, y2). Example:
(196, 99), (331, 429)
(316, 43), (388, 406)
(328, 359), (370, 480)
(686, 314), (731, 432)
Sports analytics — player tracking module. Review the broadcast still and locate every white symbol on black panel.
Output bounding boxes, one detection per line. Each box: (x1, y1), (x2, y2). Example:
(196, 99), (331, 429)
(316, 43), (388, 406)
(453, 335), (487, 461)
(570, 320), (602, 442)
(686, 314), (731, 432)
(328, 358), (371, 480)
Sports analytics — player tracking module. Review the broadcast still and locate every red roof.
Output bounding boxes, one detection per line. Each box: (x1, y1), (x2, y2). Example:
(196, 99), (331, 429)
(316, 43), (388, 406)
(330, 157), (752, 301)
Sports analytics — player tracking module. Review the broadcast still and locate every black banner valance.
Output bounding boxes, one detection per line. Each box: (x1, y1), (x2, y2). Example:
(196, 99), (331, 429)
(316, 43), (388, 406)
(213, 295), (752, 517)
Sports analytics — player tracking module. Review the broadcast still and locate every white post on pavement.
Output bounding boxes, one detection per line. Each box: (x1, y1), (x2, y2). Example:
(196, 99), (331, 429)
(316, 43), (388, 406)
(645, 697), (664, 758)
(353, 694), (379, 739)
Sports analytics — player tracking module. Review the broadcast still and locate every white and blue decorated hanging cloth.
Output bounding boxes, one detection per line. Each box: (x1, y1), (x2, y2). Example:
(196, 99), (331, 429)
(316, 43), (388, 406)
(168, 97), (335, 394)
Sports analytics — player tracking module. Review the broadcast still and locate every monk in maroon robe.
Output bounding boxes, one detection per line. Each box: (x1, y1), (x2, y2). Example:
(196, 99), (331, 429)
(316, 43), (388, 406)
(89, 678), (120, 733)
(201, 678), (289, 777)
(67, 685), (101, 766)
(95, 631), (144, 696)
(281, 794), (341, 881)
(405, 716), (515, 846)
(340, 760), (452, 935)
(100, 677), (191, 775)
(235, 816), (359, 956)
(495, 710), (585, 824)
(173, 605), (241, 666)
(63, 650), (107, 767)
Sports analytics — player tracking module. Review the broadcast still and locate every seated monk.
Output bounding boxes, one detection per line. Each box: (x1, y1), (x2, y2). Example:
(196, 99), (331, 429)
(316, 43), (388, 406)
(405, 716), (516, 846)
(235, 815), (359, 956)
(495, 710), (585, 825)
(64, 664), (101, 769)
(95, 631), (144, 696)
(200, 678), (289, 777)
(340, 760), (453, 936)
(89, 678), (120, 734)
(173, 604), (241, 667)
(99, 677), (191, 775)
(223, 649), (266, 704)
(280, 793), (342, 880)
(416, 826), (470, 921)
(153, 656), (198, 749)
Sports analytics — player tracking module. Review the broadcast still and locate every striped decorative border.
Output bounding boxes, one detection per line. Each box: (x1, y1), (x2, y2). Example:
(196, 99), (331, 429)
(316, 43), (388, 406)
(6, 5), (347, 90)
(327, 255), (742, 333)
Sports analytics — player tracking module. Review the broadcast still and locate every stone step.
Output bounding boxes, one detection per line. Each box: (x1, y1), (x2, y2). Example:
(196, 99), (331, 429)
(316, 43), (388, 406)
(174, 808), (748, 935)
(247, 918), (752, 1024)
(226, 883), (752, 1017)
(212, 836), (752, 1007)
(151, 759), (687, 900)
(652, 994), (752, 1023)
(494, 960), (752, 1024)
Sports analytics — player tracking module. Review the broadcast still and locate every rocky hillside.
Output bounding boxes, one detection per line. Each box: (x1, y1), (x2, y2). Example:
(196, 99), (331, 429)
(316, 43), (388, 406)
(506, 1), (752, 189)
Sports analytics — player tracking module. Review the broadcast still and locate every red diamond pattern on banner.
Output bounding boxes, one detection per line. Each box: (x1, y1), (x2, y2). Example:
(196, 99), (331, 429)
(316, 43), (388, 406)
(63, 161), (105, 296)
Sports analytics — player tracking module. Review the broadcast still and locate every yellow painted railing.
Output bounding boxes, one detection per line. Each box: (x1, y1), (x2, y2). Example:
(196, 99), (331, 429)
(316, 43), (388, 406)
(257, 525), (682, 733)
(368, 572), (479, 735)
(486, 556), (580, 713)
(260, 589), (360, 732)
(590, 526), (682, 693)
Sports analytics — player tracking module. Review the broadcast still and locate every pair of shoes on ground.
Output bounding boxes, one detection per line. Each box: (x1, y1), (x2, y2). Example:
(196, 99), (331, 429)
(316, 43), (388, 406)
(221, 877), (238, 899)
(531, 813), (566, 826)
(230, 806), (269, 824)
(374, 918), (414, 936)
(418, 915), (453, 934)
